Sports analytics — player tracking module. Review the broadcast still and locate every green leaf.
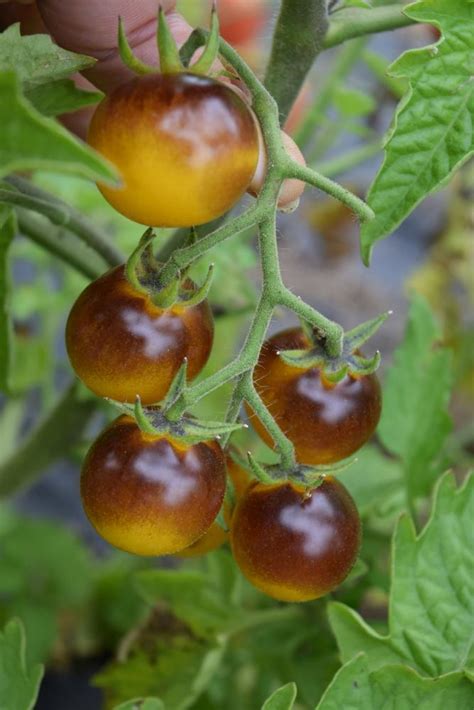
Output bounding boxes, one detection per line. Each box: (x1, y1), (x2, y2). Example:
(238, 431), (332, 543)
(261, 682), (297, 709)
(316, 653), (474, 709)
(361, 0), (474, 263)
(378, 296), (452, 499)
(135, 569), (233, 638)
(0, 72), (116, 183)
(114, 698), (165, 710)
(0, 518), (95, 662)
(26, 79), (103, 117)
(0, 25), (102, 115)
(95, 638), (225, 710)
(0, 24), (96, 89)
(0, 382), (96, 497)
(328, 473), (474, 676)
(0, 208), (15, 392)
(0, 618), (43, 710)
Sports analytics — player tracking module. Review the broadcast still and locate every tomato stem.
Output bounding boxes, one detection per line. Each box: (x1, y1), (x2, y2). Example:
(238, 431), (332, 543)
(5, 175), (124, 268)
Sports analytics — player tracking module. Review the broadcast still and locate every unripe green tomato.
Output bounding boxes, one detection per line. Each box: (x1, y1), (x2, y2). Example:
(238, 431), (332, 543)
(66, 265), (213, 405)
(81, 415), (227, 556)
(88, 72), (260, 227)
(231, 477), (361, 602)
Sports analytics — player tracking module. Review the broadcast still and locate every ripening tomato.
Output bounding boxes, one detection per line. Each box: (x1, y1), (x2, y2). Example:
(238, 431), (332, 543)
(66, 265), (213, 404)
(88, 72), (259, 227)
(246, 328), (381, 464)
(176, 453), (251, 558)
(231, 477), (361, 602)
(81, 415), (226, 556)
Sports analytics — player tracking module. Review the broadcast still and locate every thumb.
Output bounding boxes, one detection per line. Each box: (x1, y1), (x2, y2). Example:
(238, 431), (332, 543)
(37, 0), (194, 92)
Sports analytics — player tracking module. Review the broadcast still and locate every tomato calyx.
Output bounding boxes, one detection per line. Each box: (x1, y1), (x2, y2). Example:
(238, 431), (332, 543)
(118, 5), (221, 78)
(246, 451), (357, 489)
(279, 311), (391, 383)
(125, 228), (214, 309)
(107, 392), (245, 447)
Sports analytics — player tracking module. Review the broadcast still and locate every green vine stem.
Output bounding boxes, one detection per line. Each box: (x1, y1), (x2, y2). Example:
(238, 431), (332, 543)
(16, 208), (105, 281)
(6, 175), (124, 268)
(323, 4), (415, 50)
(263, 0), (329, 125)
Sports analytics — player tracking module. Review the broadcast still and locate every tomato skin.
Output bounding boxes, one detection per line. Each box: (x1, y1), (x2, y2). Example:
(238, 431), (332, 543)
(247, 328), (381, 464)
(231, 477), (360, 602)
(66, 265), (213, 404)
(88, 72), (259, 227)
(176, 455), (251, 558)
(81, 415), (226, 556)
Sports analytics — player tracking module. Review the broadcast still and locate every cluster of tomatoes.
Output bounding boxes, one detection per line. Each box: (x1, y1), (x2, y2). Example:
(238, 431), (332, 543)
(65, 33), (381, 602)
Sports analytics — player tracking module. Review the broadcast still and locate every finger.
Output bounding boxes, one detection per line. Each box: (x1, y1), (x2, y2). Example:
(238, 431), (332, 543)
(37, 0), (194, 91)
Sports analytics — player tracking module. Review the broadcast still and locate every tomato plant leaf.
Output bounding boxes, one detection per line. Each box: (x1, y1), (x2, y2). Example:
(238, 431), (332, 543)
(0, 24), (96, 88)
(0, 208), (15, 393)
(361, 0), (474, 264)
(316, 653), (474, 709)
(26, 79), (103, 117)
(328, 472), (474, 676)
(338, 446), (402, 517)
(0, 72), (116, 183)
(0, 382), (96, 497)
(0, 618), (44, 710)
(261, 682), (297, 709)
(378, 296), (452, 500)
(135, 568), (235, 638)
(0, 24), (102, 117)
(95, 639), (225, 710)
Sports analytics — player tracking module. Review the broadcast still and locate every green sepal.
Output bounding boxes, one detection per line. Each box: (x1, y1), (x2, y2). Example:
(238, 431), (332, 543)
(103, 398), (134, 418)
(178, 416), (245, 445)
(178, 264), (214, 306)
(125, 228), (158, 294)
(151, 271), (181, 308)
(322, 362), (350, 384)
(345, 311), (392, 351)
(134, 396), (158, 435)
(118, 17), (156, 75)
(157, 6), (184, 74)
(247, 453), (276, 485)
(189, 5), (220, 76)
(278, 348), (325, 370)
(227, 446), (252, 472)
(351, 350), (381, 376)
(161, 358), (188, 410)
(281, 310), (391, 379)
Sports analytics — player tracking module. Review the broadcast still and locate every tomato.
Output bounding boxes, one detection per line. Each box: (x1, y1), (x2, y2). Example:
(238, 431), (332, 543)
(88, 72), (259, 227)
(231, 477), (360, 602)
(81, 415), (226, 556)
(246, 328), (381, 464)
(176, 454), (251, 558)
(66, 265), (213, 404)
